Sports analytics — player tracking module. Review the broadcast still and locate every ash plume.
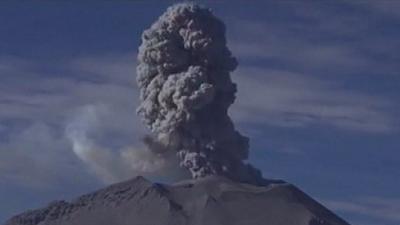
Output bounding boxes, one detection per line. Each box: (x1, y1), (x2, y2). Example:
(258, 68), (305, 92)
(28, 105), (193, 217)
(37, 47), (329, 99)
(136, 3), (264, 184)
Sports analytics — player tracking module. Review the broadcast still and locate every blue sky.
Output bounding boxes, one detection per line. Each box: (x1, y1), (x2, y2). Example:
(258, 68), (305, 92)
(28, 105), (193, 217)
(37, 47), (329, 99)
(0, 1), (399, 225)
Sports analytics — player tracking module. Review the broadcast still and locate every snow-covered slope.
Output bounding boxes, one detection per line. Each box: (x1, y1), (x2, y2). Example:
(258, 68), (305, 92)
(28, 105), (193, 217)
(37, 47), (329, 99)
(4, 176), (350, 225)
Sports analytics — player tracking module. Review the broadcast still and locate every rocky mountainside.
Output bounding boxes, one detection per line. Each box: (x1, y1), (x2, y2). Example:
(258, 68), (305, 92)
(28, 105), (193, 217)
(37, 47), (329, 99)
(4, 176), (350, 225)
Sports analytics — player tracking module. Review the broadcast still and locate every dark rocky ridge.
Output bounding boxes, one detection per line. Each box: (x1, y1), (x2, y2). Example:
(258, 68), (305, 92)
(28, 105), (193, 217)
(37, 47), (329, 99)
(4, 176), (350, 225)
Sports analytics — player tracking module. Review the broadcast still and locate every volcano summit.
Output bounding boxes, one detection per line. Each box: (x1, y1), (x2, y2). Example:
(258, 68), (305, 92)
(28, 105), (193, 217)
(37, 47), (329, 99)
(5, 176), (350, 225)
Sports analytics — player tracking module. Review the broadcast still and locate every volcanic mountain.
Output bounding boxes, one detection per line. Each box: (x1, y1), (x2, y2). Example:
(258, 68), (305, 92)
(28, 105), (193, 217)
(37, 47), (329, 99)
(5, 176), (350, 225)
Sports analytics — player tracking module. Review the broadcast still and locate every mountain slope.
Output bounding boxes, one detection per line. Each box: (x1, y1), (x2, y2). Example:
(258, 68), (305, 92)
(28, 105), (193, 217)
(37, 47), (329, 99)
(4, 176), (350, 225)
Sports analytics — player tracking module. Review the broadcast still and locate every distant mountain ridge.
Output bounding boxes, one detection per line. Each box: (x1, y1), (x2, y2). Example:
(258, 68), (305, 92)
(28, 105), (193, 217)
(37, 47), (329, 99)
(4, 176), (350, 225)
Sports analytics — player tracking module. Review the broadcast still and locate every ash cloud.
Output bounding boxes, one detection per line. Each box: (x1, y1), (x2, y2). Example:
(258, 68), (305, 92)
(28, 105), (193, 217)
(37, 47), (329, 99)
(136, 3), (264, 184)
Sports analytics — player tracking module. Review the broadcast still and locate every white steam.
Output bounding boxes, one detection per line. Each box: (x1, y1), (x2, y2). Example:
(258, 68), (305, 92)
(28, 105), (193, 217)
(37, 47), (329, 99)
(65, 104), (180, 183)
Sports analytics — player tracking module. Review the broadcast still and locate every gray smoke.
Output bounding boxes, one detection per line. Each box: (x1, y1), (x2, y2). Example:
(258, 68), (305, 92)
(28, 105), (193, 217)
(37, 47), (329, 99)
(136, 3), (264, 184)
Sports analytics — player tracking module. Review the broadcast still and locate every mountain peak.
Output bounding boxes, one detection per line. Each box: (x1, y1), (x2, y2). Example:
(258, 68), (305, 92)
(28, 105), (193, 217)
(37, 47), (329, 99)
(5, 176), (350, 225)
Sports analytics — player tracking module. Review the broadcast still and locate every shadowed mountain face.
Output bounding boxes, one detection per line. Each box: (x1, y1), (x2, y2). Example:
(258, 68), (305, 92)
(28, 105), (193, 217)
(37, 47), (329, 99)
(5, 176), (350, 225)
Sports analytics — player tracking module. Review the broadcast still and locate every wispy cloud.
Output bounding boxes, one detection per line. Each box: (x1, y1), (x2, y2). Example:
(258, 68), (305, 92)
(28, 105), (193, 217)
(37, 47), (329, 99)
(222, 1), (399, 134)
(0, 52), (193, 187)
(0, 46), (397, 189)
(0, 121), (83, 189)
(324, 197), (400, 224)
(231, 67), (397, 133)
(0, 53), (147, 187)
(69, 53), (137, 85)
(226, 1), (400, 77)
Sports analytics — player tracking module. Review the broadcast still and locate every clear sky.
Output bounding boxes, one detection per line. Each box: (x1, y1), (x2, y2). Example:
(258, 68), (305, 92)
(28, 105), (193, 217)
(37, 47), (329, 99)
(0, 1), (399, 225)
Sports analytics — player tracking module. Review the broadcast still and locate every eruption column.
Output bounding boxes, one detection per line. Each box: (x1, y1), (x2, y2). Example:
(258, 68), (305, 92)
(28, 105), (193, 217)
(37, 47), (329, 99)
(137, 3), (264, 184)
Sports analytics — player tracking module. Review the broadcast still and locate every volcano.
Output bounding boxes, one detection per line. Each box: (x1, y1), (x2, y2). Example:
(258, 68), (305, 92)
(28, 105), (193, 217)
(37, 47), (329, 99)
(5, 3), (353, 225)
(5, 176), (350, 225)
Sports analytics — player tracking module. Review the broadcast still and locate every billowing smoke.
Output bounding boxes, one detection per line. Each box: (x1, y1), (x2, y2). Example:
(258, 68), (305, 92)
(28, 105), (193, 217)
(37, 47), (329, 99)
(136, 3), (264, 184)
(66, 104), (183, 184)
